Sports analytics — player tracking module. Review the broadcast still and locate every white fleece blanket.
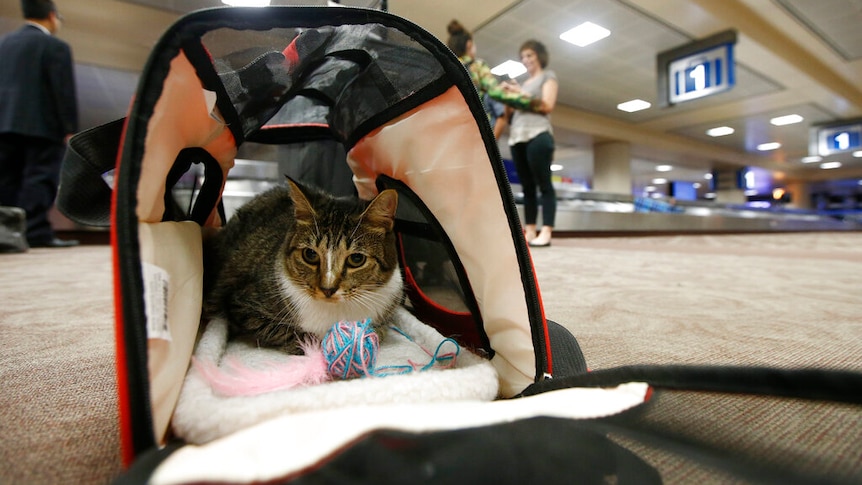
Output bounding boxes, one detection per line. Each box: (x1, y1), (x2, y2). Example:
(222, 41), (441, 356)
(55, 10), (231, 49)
(172, 308), (500, 444)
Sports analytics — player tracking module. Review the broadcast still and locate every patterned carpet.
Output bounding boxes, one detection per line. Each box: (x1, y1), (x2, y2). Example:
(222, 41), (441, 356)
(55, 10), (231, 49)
(532, 233), (862, 371)
(1, 233), (860, 483)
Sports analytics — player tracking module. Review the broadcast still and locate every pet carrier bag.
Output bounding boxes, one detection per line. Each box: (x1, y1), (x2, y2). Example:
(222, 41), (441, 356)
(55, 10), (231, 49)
(58, 6), (862, 484)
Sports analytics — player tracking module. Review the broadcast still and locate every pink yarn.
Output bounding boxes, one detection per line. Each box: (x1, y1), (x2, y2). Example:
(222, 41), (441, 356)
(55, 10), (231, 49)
(193, 340), (330, 397)
(321, 319), (379, 379)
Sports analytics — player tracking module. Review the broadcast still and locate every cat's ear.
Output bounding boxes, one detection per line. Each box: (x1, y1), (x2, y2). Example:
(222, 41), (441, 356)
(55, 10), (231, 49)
(286, 177), (316, 224)
(362, 189), (398, 231)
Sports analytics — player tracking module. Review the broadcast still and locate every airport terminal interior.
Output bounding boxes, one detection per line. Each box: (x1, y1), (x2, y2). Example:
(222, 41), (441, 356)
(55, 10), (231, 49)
(1, 1), (862, 484)
(2, 0), (862, 236)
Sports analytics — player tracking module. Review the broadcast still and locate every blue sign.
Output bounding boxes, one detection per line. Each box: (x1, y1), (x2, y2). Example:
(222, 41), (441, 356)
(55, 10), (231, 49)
(817, 124), (862, 156)
(668, 44), (735, 104)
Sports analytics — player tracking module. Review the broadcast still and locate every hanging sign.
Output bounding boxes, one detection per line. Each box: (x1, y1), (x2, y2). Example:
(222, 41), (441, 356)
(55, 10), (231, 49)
(657, 30), (737, 107)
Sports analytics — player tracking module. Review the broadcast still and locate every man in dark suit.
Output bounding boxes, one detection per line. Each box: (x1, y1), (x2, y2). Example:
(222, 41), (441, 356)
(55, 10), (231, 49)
(0, 0), (78, 248)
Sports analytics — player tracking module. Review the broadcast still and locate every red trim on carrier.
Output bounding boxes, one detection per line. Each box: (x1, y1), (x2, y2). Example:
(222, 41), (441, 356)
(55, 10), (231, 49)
(110, 117), (135, 467)
(401, 263), (486, 352)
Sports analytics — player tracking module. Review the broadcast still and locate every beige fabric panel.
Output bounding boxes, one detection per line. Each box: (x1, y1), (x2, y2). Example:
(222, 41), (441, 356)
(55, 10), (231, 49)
(348, 87), (538, 397)
(136, 50), (236, 225)
(138, 221), (204, 445)
(152, 384), (649, 483)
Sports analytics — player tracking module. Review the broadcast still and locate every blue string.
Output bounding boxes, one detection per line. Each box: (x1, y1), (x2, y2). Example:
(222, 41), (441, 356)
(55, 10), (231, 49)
(373, 326), (461, 377)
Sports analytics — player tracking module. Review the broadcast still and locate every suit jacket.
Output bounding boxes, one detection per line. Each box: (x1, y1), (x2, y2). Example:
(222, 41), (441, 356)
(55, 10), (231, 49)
(0, 24), (78, 141)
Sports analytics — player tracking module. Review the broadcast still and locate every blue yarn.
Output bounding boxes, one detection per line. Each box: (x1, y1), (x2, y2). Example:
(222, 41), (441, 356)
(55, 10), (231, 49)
(374, 326), (461, 377)
(321, 320), (462, 379)
(322, 318), (378, 379)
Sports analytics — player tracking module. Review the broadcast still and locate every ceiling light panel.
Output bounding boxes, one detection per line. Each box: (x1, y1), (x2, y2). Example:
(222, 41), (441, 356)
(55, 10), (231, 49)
(617, 99), (651, 112)
(222, 0), (270, 5)
(491, 60), (527, 78)
(560, 22), (611, 47)
(757, 142), (781, 151)
(706, 126), (735, 137)
(770, 114), (804, 126)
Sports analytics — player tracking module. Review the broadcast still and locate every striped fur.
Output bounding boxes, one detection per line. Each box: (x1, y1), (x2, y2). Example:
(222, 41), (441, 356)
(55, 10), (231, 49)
(203, 179), (402, 354)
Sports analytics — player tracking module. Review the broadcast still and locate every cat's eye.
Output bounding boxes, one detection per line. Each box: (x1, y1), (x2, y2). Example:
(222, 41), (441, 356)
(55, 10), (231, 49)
(301, 248), (320, 265)
(346, 253), (366, 268)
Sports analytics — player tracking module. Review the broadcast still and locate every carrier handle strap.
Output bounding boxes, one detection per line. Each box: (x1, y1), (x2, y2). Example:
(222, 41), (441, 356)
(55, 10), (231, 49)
(58, 118), (228, 228)
(164, 147), (225, 226)
(57, 118), (126, 227)
(519, 364), (862, 404)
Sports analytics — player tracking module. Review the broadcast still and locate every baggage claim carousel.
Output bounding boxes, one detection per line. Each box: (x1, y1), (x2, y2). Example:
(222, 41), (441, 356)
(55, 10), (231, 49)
(175, 160), (861, 236)
(526, 191), (862, 235)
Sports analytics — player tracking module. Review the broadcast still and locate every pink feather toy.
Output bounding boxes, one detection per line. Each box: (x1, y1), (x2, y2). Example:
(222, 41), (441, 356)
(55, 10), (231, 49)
(192, 339), (330, 397)
(193, 319), (460, 397)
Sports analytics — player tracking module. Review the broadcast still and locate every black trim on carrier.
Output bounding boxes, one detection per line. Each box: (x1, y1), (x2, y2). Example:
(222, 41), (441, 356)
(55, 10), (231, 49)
(519, 364), (862, 404)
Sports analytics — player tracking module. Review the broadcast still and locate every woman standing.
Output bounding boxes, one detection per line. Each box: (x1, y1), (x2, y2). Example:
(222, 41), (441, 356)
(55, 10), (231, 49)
(508, 39), (558, 247)
(446, 20), (544, 137)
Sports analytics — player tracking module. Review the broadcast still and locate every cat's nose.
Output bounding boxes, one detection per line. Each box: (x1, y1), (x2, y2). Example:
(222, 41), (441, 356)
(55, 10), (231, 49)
(320, 287), (338, 298)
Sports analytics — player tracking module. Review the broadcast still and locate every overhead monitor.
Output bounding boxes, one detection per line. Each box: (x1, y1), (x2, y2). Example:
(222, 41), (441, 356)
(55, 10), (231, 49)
(657, 30), (737, 107)
(810, 119), (862, 157)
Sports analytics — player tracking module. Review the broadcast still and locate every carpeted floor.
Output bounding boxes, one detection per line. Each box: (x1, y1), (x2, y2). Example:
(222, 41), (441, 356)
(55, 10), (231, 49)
(532, 233), (862, 372)
(0, 246), (120, 484)
(1, 233), (860, 484)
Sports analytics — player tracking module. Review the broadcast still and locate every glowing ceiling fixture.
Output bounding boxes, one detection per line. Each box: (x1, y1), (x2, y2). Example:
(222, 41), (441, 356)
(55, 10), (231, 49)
(853, 151), (862, 158)
(222, 0), (270, 5)
(550, 164), (564, 172)
(770, 114), (804, 126)
(757, 142), (781, 151)
(820, 161), (842, 169)
(801, 156), (823, 163)
(706, 126), (734, 137)
(491, 60), (527, 78)
(560, 22), (610, 47)
(651, 178), (668, 184)
(655, 164), (673, 172)
(617, 99), (651, 112)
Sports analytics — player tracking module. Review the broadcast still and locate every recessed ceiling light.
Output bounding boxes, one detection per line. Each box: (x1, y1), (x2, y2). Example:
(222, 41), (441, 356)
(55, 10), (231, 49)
(655, 164), (672, 172)
(617, 99), (651, 112)
(550, 164), (564, 172)
(491, 60), (527, 78)
(801, 155), (822, 163)
(693, 182), (702, 189)
(770, 114), (804, 126)
(821, 161), (842, 169)
(560, 22), (611, 47)
(645, 186), (656, 192)
(706, 126), (734, 137)
(757, 142), (781, 151)
(704, 173), (713, 180)
(652, 178), (668, 184)
(853, 151), (862, 158)
(222, 0), (270, 5)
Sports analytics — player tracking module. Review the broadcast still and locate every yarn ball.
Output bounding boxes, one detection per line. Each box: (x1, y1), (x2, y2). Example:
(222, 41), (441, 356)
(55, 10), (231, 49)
(321, 319), (379, 380)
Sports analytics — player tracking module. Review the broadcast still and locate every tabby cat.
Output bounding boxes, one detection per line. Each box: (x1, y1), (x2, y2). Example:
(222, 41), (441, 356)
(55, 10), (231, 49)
(203, 178), (403, 353)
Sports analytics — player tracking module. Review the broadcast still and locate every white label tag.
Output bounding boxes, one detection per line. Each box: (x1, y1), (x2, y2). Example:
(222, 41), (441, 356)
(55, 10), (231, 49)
(142, 262), (171, 341)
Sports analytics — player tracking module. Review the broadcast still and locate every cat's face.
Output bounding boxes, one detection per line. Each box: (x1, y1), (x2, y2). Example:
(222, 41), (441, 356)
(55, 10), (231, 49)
(277, 180), (402, 336)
